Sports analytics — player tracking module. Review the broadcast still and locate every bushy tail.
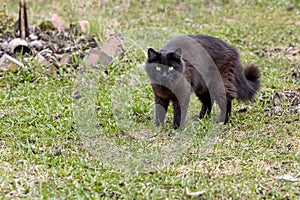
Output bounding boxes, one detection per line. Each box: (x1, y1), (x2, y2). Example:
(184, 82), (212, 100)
(237, 64), (261, 101)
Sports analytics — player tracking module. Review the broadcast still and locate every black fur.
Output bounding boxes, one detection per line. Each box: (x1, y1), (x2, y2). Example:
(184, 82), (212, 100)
(145, 34), (260, 130)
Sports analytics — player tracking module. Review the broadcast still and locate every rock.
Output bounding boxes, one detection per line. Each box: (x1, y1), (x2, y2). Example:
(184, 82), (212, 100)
(36, 48), (60, 68)
(1, 41), (8, 50)
(29, 40), (43, 50)
(86, 34), (125, 67)
(39, 33), (51, 41)
(101, 35), (124, 58)
(0, 54), (25, 71)
(29, 34), (38, 41)
(39, 48), (53, 57)
(60, 54), (72, 65)
(35, 53), (49, 66)
(86, 49), (112, 66)
(63, 46), (71, 53)
(49, 43), (60, 52)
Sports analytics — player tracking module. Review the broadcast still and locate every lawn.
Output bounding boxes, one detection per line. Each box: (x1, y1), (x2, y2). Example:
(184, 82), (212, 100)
(1, 0), (299, 199)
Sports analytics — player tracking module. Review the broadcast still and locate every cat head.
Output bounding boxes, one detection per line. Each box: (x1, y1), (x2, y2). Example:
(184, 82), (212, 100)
(145, 48), (184, 85)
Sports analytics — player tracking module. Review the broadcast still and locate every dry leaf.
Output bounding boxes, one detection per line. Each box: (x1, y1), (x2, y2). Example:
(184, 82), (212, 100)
(77, 20), (90, 33)
(276, 174), (300, 182)
(186, 187), (205, 197)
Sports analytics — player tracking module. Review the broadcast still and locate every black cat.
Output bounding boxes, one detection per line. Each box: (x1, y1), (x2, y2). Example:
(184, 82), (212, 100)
(145, 34), (260, 130)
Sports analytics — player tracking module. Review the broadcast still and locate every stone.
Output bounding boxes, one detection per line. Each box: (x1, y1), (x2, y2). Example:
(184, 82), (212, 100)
(35, 53), (49, 66)
(101, 36), (124, 58)
(29, 40), (43, 50)
(60, 54), (72, 65)
(29, 34), (38, 41)
(1, 41), (8, 50)
(86, 49), (112, 67)
(86, 34), (125, 67)
(0, 54), (25, 71)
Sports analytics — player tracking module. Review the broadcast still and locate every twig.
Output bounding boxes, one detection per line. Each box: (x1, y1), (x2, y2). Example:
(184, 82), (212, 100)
(19, 0), (29, 39)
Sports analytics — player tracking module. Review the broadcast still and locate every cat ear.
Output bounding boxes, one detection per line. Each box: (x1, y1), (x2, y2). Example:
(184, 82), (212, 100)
(147, 48), (159, 61)
(173, 48), (182, 56)
(167, 48), (182, 62)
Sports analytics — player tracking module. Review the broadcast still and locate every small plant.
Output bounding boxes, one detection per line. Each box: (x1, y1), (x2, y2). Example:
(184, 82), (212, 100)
(0, 4), (14, 37)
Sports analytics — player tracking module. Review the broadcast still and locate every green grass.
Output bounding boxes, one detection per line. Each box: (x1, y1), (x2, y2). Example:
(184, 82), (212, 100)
(1, 0), (300, 199)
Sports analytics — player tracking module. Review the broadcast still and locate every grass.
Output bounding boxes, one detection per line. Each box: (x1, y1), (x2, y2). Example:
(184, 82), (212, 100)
(1, 0), (300, 199)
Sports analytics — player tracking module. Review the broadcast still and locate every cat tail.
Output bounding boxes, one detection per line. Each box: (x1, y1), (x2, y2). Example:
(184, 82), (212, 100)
(237, 64), (261, 101)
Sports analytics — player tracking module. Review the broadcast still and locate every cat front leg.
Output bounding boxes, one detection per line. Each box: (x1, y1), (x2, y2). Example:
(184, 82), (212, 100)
(172, 99), (181, 129)
(155, 97), (170, 127)
(173, 97), (190, 130)
(197, 92), (212, 119)
(219, 99), (232, 124)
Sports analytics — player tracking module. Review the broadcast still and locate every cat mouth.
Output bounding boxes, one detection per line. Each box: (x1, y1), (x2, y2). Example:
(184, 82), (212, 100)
(154, 79), (174, 86)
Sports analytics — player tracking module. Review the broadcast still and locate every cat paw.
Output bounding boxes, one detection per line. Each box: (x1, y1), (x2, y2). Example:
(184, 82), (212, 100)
(192, 115), (204, 121)
(192, 115), (199, 121)
(217, 117), (229, 125)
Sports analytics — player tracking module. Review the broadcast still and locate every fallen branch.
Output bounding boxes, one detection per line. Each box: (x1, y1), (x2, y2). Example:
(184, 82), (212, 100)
(18, 0), (29, 39)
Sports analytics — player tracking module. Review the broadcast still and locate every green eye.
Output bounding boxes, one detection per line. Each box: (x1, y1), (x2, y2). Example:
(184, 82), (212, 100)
(156, 66), (161, 71)
(168, 67), (174, 71)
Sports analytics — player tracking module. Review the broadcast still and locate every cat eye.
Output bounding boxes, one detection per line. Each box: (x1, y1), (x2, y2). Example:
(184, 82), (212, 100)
(168, 67), (174, 71)
(156, 66), (161, 71)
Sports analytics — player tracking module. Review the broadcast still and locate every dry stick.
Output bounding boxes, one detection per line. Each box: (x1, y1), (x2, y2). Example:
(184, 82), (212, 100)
(19, 0), (29, 39)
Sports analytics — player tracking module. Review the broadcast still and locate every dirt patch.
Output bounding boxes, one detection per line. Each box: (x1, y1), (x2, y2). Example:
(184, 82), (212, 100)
(255, 45), (300, 61)
(262, 89), (300, 117)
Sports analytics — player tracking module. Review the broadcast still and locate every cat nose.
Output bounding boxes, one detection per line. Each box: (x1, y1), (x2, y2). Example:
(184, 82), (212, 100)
(162, 72), (167, 77)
